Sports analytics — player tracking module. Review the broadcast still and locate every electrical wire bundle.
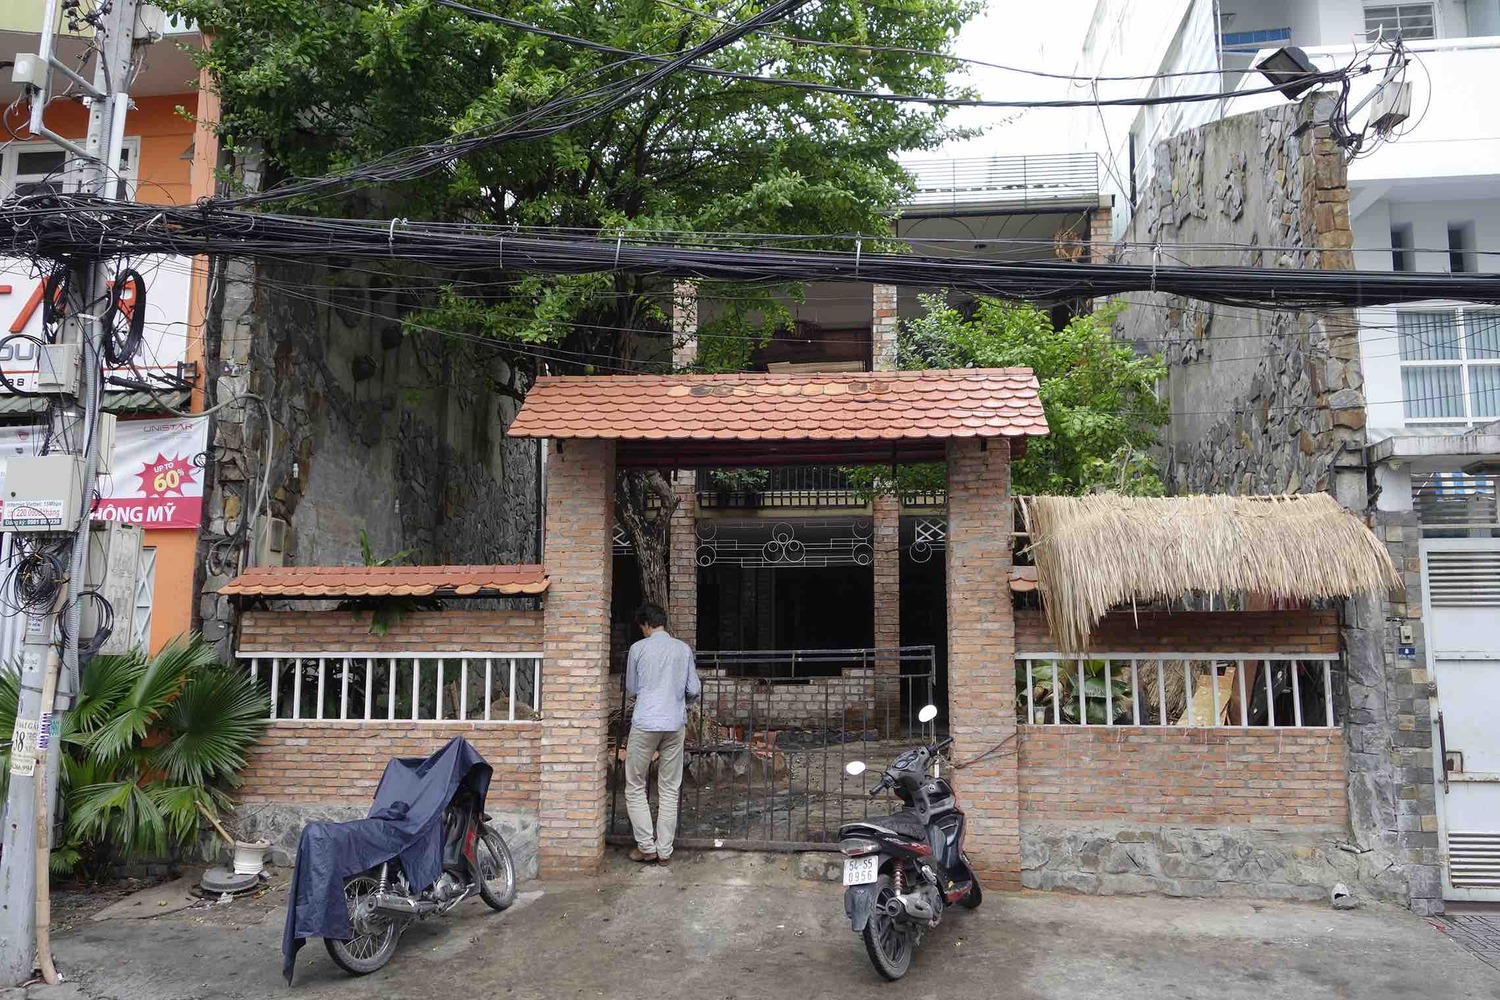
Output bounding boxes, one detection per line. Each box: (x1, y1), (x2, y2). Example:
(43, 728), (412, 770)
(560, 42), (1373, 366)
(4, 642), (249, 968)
(2, 537), (67, 618)
(4, 197), (1500, 310)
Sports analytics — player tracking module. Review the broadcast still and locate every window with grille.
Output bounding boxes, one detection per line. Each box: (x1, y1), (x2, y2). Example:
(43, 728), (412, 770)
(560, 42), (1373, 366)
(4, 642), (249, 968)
(1399, 309), (1500, 423)
(1364, 4), (1437, 40)
(0, 141), (138, 202)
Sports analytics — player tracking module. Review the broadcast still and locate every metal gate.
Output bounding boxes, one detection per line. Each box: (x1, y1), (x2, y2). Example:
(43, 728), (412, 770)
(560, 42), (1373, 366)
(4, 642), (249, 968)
(1422, 537), (1500, 900)
(608, 646), (938, 850)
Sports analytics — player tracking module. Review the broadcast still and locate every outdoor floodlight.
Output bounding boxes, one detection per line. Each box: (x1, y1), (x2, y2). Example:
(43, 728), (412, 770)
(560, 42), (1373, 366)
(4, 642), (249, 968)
(1254, 46), (1320, 100)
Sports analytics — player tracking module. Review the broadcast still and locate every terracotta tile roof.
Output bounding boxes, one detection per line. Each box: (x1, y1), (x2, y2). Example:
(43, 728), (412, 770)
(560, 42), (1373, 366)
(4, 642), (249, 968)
(217, 565), (549, 599)
(1009, 566), (1039, 593)
(507, 369), (1048, 442)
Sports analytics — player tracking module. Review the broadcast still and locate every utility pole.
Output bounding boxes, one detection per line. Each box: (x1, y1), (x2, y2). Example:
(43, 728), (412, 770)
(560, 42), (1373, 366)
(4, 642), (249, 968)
(0, 0), (143, 983)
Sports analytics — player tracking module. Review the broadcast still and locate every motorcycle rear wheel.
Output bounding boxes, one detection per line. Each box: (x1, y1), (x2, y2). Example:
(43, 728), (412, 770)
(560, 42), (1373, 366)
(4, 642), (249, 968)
(477, 827), (518, 911)
(325, 874), (401, 976)
(959, 876), (983, 910)
(861, 874), (914, 981)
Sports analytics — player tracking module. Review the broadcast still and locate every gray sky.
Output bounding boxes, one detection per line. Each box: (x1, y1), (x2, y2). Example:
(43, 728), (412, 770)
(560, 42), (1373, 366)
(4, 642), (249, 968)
(926, 1), (1097, 157)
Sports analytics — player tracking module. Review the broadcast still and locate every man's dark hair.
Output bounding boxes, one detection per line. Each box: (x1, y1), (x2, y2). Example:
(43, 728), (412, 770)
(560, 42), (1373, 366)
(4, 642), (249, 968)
(635, 603), (668, 629)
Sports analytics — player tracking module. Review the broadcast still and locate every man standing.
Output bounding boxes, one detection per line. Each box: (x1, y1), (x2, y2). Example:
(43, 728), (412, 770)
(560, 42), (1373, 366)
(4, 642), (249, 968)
(624, 602), (700, 865)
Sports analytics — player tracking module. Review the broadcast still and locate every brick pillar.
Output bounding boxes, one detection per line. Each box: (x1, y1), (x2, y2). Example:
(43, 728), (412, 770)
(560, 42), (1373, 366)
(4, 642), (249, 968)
(669, 476), (698, 648)
(1087, 205), (1113, 263)
(872, 494), (901, 729)
(539, 438), (615, 875)
(871, 284), (898, 371)
(945, 437), (1019, 888)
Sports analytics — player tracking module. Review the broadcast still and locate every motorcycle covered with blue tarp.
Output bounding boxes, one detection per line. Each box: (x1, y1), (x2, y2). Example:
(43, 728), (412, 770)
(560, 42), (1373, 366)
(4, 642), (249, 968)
(282, 736), (518, 982)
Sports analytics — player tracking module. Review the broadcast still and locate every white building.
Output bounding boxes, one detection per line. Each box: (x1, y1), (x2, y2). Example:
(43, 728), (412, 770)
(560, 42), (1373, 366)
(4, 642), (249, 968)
(1078, 0), (1500, 906)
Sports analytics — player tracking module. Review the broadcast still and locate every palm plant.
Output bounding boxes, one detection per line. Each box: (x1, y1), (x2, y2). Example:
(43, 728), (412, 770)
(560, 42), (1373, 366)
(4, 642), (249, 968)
(0, 637), (268, 877)
(1018, 658), (1134, 725)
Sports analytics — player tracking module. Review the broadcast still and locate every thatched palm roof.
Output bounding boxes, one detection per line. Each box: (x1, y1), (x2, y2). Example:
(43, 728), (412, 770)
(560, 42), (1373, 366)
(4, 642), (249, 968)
(1017, 493), (1401, 652)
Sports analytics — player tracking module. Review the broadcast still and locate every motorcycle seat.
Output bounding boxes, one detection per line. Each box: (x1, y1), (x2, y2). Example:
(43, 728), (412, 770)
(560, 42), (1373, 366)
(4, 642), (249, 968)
(841, 808), (927, 842)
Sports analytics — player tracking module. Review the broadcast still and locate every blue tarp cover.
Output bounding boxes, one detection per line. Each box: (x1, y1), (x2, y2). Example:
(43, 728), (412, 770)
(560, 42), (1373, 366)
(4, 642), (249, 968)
(281, 736), (492, 982)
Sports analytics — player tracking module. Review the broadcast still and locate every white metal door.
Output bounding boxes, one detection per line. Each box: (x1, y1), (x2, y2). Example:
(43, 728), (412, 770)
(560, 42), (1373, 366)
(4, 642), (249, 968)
(1423, 538), (1500, 901)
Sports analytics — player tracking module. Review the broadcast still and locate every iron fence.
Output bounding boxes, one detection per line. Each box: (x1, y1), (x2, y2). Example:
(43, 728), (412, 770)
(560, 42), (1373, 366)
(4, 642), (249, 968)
(608, 645), (937, 850)
(697, 466), (861, 509)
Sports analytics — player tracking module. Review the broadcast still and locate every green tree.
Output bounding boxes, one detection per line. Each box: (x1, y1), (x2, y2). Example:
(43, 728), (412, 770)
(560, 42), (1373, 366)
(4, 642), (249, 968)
(164, 0), (978, 609)
(852, 294), (1169, 497)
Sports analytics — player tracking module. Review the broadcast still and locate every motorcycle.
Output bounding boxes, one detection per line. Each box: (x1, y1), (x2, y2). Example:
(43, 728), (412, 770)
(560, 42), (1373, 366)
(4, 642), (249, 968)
(282, 737), (519, 982)
(324, 788), (518, 976)
(838, 705), (980, 980)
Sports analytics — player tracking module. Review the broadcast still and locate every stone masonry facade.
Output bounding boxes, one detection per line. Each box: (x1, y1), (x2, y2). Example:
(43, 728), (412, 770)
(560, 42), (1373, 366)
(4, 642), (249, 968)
(539, 438), (616, 875)
(1119, 95), (1440, 913)
(944, 437), (1019, 887)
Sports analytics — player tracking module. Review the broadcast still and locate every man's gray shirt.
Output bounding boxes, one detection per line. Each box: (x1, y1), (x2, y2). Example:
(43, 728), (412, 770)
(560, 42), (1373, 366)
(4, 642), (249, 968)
(626, 629), (701, 732)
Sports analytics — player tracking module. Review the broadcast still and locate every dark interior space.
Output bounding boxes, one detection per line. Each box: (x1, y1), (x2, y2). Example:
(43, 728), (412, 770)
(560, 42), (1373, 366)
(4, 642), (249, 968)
(697, 564), (873, 667)
(900, 548), (948, 711)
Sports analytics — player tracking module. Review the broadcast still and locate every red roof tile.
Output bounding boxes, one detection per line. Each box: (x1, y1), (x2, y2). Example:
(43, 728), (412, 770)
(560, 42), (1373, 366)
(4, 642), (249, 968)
(217, 565), (548, 599)
(507, 370), (1048, 443)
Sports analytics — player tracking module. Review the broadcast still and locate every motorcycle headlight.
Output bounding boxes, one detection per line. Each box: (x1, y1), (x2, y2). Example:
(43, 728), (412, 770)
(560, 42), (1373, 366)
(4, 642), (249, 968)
(840, 837), (880, 856)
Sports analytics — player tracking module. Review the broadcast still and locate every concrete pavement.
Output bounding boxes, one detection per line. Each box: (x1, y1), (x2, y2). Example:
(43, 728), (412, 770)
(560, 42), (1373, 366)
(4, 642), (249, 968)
(33, 851), (1500, 999)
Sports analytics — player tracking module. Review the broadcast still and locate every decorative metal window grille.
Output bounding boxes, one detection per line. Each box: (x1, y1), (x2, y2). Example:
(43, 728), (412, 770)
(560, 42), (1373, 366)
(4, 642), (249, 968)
(130, 547), (157, 651)
(1398, 309), (1500, 424)
(612, 524), (633, 554)
(906, 517), (947, 564)
(694, 518), (874, 568)
(1364, 4), (1436, 40)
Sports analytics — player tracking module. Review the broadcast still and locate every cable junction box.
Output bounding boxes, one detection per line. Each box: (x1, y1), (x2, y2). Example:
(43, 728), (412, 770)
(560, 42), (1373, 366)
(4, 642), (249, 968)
(1, 454), (86, 532)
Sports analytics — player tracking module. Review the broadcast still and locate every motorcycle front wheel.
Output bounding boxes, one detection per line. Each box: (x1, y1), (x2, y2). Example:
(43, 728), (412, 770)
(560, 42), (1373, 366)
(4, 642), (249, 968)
(325, 873), (401, 976)
(861, 874), (914, 981)
(476, 826), (518, 911)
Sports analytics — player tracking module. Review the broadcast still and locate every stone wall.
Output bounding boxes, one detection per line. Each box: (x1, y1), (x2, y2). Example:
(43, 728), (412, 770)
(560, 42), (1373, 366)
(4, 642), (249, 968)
(1117, 95), (1441, 913)
(1117, 97), (1364, 499)
(196, 259), (541, 649)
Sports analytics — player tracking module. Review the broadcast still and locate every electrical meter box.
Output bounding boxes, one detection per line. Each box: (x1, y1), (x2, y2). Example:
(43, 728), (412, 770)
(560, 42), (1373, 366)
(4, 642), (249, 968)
(85, 521), (143, 654)
(1, 454), (85, 532)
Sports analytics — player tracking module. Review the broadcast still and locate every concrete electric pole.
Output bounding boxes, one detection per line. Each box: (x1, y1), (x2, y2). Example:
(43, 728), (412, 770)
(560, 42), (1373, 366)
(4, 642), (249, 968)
(0, 0), (145, 983)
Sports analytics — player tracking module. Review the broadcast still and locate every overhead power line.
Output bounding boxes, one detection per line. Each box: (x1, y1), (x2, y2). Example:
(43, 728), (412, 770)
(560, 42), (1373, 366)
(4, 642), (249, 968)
(8, 197), (1500, 310)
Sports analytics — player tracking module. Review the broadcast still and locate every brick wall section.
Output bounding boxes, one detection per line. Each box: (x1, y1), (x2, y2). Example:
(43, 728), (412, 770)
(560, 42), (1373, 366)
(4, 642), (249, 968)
(1014, 609), (1339, 654)
(669, 475), (698, 647)
(237, 609), (542, 653)
(945, 437), (1019, 888)
(239, 721), (541, 813)
(871, 284), (898, 371)
(1019, 726), (1347, 830)
(700, 668), (874, 728)
(1087, 206), (1113, 263)
(539, 439), (615, 875)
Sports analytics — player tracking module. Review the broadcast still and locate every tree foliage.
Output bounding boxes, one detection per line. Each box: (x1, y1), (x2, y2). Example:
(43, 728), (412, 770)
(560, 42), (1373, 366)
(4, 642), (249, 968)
(851, 294), (1169, 497)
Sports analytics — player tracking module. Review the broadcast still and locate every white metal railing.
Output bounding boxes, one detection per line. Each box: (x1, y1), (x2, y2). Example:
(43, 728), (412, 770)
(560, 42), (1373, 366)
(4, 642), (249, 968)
(1016, 654), (1339, 728)
(901, 153), (1101, 211)
(235, 651), (541, 723)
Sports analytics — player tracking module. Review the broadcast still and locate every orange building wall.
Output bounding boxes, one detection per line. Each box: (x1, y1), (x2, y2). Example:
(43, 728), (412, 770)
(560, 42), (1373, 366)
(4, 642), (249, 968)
(31, 91), (205, 653)
(26, 95), (195, 205)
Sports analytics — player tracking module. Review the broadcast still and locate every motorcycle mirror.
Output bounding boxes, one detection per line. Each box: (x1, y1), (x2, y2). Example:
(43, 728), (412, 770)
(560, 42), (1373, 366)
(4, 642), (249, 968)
(845, 761), (867, 776)
(918, 704), (939, 724)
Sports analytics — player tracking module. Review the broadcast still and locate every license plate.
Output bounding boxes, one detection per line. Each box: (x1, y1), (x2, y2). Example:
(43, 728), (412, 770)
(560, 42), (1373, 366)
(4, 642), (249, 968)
(843, 856), (879, 886)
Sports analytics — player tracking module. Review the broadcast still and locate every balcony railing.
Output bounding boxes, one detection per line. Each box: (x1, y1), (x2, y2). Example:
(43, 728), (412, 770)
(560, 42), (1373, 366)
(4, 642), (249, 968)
(901, 153), (1101, 212)
(698, 466), (861, 509)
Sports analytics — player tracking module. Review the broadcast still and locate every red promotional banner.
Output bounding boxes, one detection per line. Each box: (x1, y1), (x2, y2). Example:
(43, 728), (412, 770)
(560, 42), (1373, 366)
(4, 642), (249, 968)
(0, 416), (209, 530)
